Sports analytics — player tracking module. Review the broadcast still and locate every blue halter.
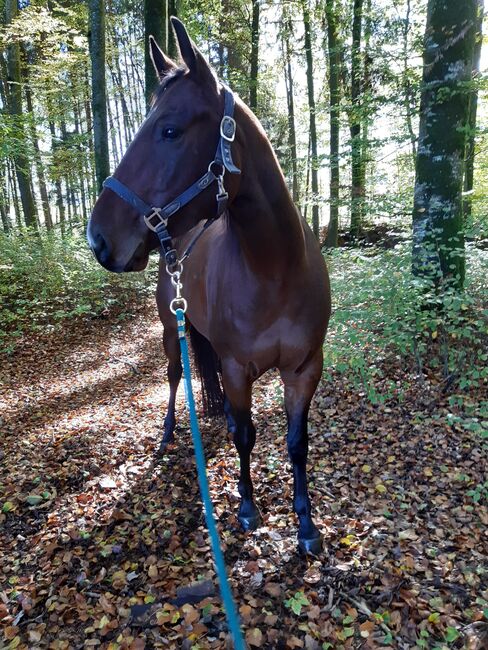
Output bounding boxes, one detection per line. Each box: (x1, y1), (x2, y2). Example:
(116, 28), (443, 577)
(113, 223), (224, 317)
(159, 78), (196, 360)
(102, 86), (241, 269)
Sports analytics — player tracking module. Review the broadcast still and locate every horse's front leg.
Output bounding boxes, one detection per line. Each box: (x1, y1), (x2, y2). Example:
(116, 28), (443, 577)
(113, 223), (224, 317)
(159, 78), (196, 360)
(159, 323), (182, 452)
(280, 350), (323, 554)
(221, 359), (260, 531)
(156, 268), (182, 453)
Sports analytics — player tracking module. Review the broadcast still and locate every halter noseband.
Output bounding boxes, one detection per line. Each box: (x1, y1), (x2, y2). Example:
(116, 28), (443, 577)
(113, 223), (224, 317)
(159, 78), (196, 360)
(102, 85), (241, 269)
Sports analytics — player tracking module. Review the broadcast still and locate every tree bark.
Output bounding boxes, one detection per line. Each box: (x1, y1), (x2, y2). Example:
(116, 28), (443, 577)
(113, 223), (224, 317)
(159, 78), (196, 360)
(89, 0), (110, 192)
(249, 0), (260, 113)
(5, 0), (38, 230)
(412, 0), (478, 290)
(350, 0), (364, 238)
(324, 0), (341, 247)
(463, 0), (483, 221)
(144, 0), (168, 107)
(302, 0), (319, 239)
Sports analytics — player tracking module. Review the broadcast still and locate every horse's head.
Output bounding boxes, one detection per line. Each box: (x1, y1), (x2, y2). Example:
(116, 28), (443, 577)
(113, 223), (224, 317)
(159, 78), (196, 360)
(87, 18), (241, 272)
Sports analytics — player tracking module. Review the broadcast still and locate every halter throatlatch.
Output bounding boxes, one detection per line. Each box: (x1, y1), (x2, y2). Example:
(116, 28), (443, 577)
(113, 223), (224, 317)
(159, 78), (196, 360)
(102, 86), (240, 271)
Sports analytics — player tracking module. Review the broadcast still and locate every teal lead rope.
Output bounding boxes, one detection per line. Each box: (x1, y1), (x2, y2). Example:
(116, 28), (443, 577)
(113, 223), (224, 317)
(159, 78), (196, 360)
(175, 307), (246, 650)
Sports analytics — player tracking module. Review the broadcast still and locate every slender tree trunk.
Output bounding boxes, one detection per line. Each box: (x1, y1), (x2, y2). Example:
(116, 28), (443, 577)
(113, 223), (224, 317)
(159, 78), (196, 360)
(302, 0), (319, 239)
(412, 0), (478, 290)
(282, 18), (299, 204)
(360, 0), (372, 215)
(403, 0), (417, 162)
(144, 0), (168, 107)
(350, 0), (364, 238)
(0, 168), (10, 232)
(0, 204), (9, 233)
(73, 99), (89, 224)
(107, 99), (120, 164)
(249, 0), (260, 113)
(112, 43), (134, 139)
(5, 0), (38, 230)
(7, 159), (22, 229)
(168, 0), (178, 59)
(25, 81), (53, 230)
(324, 0), (341, 247)
(463, 0), (483, 221)
(89, 0), (110, 192)
(48, 120), (66, 233)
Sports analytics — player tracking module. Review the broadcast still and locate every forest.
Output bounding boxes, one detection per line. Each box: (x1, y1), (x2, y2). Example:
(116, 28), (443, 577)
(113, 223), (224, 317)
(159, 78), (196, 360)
(1, 0), (487, 649)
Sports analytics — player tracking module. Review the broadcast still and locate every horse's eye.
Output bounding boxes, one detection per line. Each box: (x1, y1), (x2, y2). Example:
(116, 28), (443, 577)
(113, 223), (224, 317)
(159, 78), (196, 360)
(162, 126), (182, 140)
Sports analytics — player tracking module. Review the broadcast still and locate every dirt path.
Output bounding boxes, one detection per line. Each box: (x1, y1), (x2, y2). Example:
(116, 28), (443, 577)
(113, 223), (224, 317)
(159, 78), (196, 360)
(1, 302), (486, 649)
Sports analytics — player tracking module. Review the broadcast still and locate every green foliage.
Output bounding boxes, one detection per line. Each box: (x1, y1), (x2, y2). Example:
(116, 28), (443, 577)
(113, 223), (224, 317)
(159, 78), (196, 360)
(284, 591), (309, 615)
(0, 229), (156, 353)
(323, 242), (487, 403)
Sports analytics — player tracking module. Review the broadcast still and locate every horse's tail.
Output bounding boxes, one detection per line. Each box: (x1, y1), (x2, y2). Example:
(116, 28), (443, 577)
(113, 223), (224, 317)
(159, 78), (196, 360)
(188, 324), (224, 417)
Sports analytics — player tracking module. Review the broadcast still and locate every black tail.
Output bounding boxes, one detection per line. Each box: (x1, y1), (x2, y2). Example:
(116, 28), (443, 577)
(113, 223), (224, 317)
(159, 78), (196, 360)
(189, 324), (224, 417)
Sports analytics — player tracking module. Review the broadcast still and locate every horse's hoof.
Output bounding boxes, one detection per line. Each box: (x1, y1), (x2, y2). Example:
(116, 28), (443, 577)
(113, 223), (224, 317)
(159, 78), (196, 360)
(157, 440), (172, 456)
(298, 533), (323, 556)
(238, 511), (261, 532)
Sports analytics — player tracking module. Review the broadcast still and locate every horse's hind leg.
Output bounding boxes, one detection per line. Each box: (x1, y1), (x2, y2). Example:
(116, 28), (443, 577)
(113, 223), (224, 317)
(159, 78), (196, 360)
(280, 350), (323, 554)
(221, 359), (260, 530)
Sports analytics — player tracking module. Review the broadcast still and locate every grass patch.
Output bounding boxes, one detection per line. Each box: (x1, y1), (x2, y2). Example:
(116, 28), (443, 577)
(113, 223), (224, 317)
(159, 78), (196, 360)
(0, 229), (157, 353)
(324, 241), (488, 403)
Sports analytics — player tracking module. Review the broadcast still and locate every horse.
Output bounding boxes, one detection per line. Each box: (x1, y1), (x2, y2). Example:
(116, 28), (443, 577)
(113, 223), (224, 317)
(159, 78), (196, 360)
(87, 17), (331, 554)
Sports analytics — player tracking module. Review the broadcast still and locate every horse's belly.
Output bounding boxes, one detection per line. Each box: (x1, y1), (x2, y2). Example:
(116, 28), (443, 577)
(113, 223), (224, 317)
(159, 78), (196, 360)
(209, 311), (324, 378)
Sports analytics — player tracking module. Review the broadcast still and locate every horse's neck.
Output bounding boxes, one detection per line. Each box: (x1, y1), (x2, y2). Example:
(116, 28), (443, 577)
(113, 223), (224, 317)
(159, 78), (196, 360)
(228, 109), (306, 274)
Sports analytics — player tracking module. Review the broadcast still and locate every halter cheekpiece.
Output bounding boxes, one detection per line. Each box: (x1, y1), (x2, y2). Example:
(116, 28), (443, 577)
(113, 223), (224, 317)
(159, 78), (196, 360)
(102, 85), (241, 270)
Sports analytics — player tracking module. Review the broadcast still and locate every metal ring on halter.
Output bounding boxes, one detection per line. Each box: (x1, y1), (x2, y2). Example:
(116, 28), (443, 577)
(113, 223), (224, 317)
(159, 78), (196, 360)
(165, 261), (183, 277)
(169, 297), (188, 315)
(208, 160), (225, 178)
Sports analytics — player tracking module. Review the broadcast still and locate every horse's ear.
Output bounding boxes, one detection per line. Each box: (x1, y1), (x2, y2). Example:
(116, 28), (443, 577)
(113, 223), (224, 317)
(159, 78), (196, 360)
(170, 16), (216, 84)
(149, 35), (176, 79)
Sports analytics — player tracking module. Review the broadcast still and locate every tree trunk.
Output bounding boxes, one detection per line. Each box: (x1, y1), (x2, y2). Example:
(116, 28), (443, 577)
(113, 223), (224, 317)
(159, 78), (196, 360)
(25, 79), (53, 230)
(89, 0), (110, 192)
(403, 0), (417, 162)
(282, 17), (299, 204)
(48, 120), (66, 233)
(5, 0), (38, 230)
(302, 0), (319, 239)
(412, 0), (478, 290)
(463, 0), (483, 221)
(8, 159), (23, 229)
(350, 0), (363, 238)
(249, 0), (260, 113)
(324, 0), (341, 247)
(360, 0), (372, 214)
(168, 0), (178, 59)
(144, 0), (168, 107)
(0, 169), (10, 232)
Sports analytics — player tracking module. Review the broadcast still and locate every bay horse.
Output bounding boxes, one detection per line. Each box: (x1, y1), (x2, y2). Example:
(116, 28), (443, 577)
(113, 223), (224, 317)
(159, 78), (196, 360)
(87, 17), (331, 554)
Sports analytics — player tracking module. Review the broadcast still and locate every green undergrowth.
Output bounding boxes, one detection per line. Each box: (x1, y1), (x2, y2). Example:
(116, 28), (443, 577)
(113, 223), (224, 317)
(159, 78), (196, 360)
(0, 229), (156, 353)
(324, 242), (488, 413)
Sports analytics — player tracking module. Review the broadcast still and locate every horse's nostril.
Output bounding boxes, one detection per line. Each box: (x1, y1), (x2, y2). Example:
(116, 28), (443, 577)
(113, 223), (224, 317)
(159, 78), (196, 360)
(91, 232), (110, 265)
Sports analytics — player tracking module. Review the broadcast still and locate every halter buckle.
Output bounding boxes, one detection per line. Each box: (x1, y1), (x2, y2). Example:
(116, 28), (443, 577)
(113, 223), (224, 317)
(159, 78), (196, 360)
(220, 116), (236, 142)
(144, 207), (168, 232)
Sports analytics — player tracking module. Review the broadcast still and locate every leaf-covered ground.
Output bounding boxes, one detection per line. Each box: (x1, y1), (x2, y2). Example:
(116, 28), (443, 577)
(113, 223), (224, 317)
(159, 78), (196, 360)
(1, 301), (487, 650)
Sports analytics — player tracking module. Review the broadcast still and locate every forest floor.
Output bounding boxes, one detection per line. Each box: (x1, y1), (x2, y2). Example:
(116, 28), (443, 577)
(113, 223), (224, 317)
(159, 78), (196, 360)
(0, 299), (487, 650)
